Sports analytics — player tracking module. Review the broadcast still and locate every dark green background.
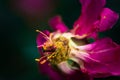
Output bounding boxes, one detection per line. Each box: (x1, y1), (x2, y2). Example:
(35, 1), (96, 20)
(0, 0), (120, 80)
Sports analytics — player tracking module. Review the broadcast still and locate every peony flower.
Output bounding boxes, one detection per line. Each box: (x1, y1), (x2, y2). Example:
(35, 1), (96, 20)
(36, 0), (120, 80)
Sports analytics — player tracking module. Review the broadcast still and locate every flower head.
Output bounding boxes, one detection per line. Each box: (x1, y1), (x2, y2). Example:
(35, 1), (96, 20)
(36, 0), (120, 80)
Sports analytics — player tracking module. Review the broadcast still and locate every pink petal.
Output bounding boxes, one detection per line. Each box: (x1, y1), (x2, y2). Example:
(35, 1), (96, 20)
(88, 32), (98, 40)
(38, 62), (92, 80)
(94, 8), (119, 31)
(48, 15), (68, 32)
(66, 71), (93, 80)
(80, 38), (120, 77)
(38, 62), (63, 80)
(73, 0), (106, 35)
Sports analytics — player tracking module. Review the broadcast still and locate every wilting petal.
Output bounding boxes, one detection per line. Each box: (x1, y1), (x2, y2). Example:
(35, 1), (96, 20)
(77, 38), (120, 77)
(73, 0), (106, 35)
(48, 15), (68, 32)
(94, 8), (119, 31)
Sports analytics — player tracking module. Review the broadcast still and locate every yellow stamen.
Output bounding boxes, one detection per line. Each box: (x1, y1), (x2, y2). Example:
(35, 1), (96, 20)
(36, 29), (40, 32)
(37, 53), (54, 64)
(35, 59), (40, 62)
(40, 60), (47, 64)
(36, 29), (50, 41)
(43, 46), (47, 50)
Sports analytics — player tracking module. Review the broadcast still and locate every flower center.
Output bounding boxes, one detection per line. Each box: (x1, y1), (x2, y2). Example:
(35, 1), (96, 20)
(49, 37), (70, 65)
(47, 37), (70, 65)
(38, 36), (70, 65)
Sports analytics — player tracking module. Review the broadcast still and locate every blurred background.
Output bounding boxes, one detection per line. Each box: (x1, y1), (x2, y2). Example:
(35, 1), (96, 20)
(0, 0), (120, 80)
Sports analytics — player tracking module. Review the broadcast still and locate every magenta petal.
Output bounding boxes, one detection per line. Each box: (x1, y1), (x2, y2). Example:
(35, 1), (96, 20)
(82, 38), (120, 77)
(39, 62), (92, 80)
(48, 15), (68, 32)
(66, 71), (93, 80)
(95, 8), (119, 31)
(73, 0), (106, 35)
(38, 62), (63, 80)
(88, 32), (98, 40)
